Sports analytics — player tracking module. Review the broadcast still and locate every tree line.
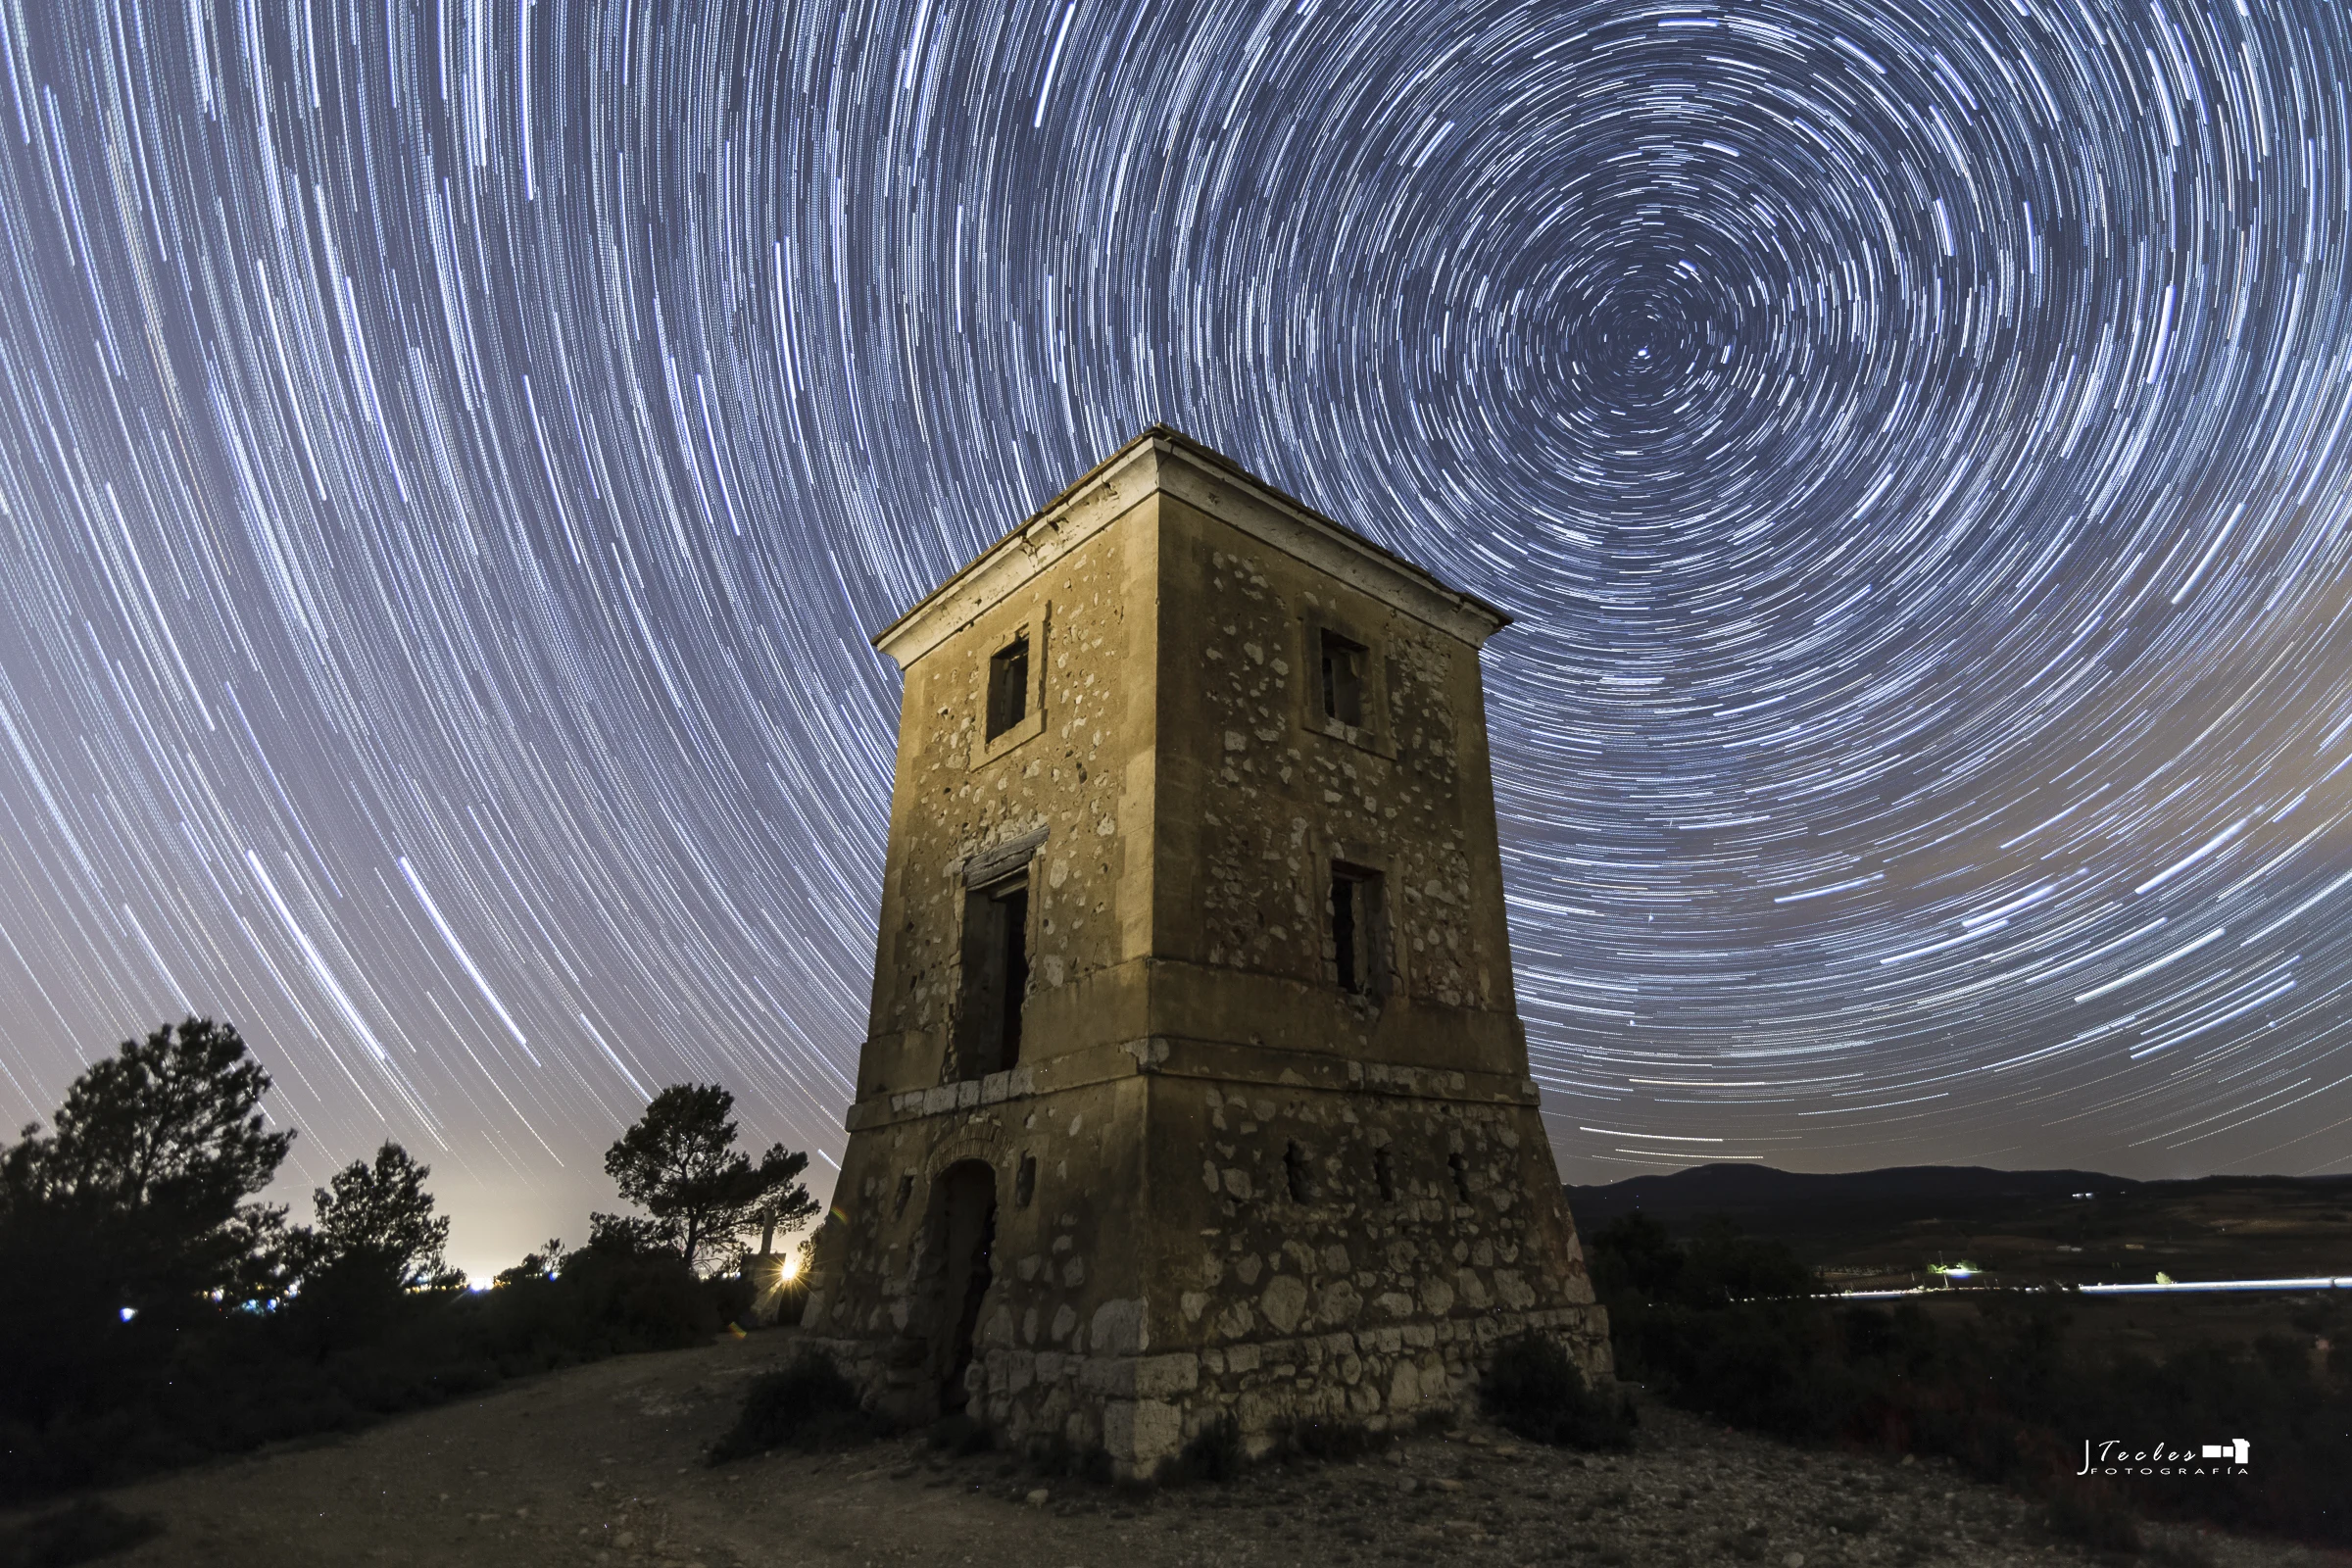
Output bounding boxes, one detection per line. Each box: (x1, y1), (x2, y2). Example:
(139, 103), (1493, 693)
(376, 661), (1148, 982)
(0, 1016), (820, 1503)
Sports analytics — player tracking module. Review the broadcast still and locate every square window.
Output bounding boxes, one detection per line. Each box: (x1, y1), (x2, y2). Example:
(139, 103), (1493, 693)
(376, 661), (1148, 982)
(986, 636), (1030, 739)
(968, 612), (1050, 768)
(1319, 631), (1366, 728)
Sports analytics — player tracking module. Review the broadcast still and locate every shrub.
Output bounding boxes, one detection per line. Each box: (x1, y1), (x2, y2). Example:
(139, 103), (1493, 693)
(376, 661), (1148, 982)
(1169, 1412), (1244, 1483)
(708, 1351), (888, 1463)
(1590, 1212), (1813, 1308)
(1027, 1432), (1115, 1482)
(0, 1498), (160, 1567)
(1479, 1334), (1637, 1451)
(1588, 1210), (1683, 1302)
(2041, 1480), (2143, 1554)
(928, 1411), (990, 1456)
(0, 1025), (824, 1507)
(705, 1270), (755, 1329)
(2144, 1533), (2218, 1568)
(1711, 1522), (1772, 1562)
(1591, 1213), (2352, 1546)
(0, 1240), (747, 1503)
(548, 1238), (719, 1353)
(1272, 1415), (1383, 1462)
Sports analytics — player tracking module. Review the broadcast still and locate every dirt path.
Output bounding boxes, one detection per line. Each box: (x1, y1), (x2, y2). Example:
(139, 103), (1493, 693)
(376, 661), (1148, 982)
(13, 1332), (2340, 1568)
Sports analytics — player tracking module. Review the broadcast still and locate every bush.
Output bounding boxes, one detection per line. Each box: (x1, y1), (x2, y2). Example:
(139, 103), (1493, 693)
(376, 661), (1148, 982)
(708, 1351), (889, 1463)
(2042, 1480), (2143, 1554)
(1612, 1298), (1868, 1443)
(1169, 1412), (1244, 1483)
(706, 1270), (756, 1328)
(1591, 1214), (2352, 1546)
(928, 1411), (990, 1456)
(537, 1232), (720, 1354)
(2144, 1533), (2218, 1568)
(0, 1239), (747, 1503)
(0, 1024), (823, 1507)
(1590, 1212), (1814, 1308)
(1480, 1335), (1637, 1451)
(1275, 1415), (1383, 1462)
(1027, 1432), (1115, 1482)
(0, 1498), (160, 1567)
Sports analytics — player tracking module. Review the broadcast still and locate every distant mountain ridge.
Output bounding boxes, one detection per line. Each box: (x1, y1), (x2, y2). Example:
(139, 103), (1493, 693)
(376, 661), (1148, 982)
(1562, 1161), (2352, 1237)
(1565, 1162), (2136, 1225)
(1562, 1160), (2352, 1276)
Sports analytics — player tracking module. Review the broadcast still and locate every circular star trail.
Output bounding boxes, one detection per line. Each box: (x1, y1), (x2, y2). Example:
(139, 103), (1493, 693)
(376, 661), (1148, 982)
(1, 1), (2349, 1265)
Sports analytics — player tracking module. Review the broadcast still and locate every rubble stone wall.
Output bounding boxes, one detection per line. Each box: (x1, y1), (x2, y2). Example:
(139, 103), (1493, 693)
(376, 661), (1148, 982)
(854, 485), (1164, 1105)
(804, 1069), (1607, 1474)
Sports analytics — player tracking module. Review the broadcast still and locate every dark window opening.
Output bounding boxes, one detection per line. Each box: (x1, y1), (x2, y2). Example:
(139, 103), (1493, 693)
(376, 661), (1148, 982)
(998, 886), (1029, 1066)
(1374, 1147), (1396, 1203)
(954, 875), (1030, 1078)
(1448, 1152), (1473, 1204)
(986, 636), (1030, 738)
(1320, 631), (1366, 727)
(1014, 1154), (1037, 1209)
(1284, 1141), (1317, 1202)
(1332, 874), (1358, 992)
(1329, 863), (1385, 997)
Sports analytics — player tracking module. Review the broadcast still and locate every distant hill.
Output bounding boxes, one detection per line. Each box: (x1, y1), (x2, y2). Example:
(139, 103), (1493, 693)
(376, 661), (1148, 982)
(1564, 1163), (2138, 1233)
(1563, 1162), (2352, 1282)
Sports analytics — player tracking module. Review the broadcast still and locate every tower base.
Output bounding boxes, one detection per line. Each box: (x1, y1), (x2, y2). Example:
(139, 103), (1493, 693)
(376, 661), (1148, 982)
(800, 1057), (1613, 1478)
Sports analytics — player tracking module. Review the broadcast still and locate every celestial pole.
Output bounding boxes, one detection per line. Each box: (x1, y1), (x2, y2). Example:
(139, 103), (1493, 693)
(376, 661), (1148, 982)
(0, 0), (2348, 1268)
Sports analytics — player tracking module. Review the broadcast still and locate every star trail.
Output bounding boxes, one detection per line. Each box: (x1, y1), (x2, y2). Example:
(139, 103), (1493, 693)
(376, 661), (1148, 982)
(1, 0), (2348, 1269)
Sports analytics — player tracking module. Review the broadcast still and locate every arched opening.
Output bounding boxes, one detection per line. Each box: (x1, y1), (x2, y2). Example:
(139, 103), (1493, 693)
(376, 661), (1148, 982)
(919, 1159), (999, 1419)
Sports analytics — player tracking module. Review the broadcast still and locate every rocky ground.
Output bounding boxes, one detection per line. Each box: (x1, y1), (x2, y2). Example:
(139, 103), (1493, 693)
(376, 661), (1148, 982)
(8, 1331), (2340, 1568)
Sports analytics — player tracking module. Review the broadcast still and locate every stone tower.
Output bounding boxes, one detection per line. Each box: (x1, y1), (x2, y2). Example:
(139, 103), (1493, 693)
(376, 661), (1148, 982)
(801, 426), (1609, 1475)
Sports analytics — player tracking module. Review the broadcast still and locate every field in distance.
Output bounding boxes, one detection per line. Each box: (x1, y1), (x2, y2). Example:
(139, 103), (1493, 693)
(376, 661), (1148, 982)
(1564, 1162), (2352, 1293)
(1565, 1162), (2352, 1361)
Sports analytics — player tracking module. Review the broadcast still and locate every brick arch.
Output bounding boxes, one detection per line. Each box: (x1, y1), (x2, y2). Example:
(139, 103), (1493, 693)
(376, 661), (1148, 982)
(923, 1124), (1008, 1188)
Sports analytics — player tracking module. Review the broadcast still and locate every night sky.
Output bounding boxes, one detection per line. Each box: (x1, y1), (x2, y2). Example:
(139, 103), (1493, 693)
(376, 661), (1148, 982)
(1, 1), (2349, 1275)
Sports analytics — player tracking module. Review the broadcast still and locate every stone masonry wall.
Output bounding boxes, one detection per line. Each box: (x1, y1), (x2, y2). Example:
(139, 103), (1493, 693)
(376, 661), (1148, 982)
(803, 1075), (1145, 1428)
(805, 1070), (1607, 1475)
(854, 492), (1162, 1104)
(1144, 492), (1528, 1076)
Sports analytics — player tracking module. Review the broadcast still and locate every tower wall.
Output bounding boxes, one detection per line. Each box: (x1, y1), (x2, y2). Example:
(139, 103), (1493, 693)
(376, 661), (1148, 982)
(1149, 488), (1526, 1065)
(852, 483), (1164, 1102)
(803, 430), (1609, 1476)
(810, 1072), (1604, 1467)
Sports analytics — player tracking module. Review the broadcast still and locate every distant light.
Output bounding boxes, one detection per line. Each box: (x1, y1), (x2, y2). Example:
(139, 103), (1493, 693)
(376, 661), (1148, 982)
(1837, 1274), (2352, 1300)
(778, 1250), (803, 1282)
(119, 1306), (137, 1322)
(467, 1277), (493, 1294)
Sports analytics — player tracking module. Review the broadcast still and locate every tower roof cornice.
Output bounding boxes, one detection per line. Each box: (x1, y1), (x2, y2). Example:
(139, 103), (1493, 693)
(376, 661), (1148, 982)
(871, 424), (1512, 670)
